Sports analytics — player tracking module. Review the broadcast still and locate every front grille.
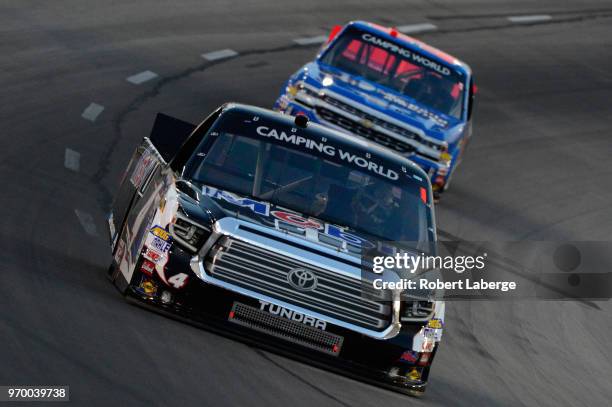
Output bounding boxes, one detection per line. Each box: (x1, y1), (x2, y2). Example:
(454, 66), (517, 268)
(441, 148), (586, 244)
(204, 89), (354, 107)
(317, 107), (416, 154)
(206, 237), (390, 331)
(316, 94), (445, 160)
(229, 302), (343, 356)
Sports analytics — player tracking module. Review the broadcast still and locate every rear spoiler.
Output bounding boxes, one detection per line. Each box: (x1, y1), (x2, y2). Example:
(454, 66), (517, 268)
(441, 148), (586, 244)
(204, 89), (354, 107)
(149, 113), (196, 162)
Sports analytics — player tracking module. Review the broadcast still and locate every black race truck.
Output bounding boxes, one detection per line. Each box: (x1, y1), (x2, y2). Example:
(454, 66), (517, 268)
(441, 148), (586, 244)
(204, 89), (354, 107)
(107, 103), (444, 396)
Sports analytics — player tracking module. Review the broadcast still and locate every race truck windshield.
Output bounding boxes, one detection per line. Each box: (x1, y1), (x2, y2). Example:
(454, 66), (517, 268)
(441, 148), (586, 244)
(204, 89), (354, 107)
(184, 112), (432, 243)
(320, 26), (466, 119)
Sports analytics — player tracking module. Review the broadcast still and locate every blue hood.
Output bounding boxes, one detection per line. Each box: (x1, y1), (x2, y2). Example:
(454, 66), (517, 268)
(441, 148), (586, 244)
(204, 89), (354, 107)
(301, 62), (464, 143)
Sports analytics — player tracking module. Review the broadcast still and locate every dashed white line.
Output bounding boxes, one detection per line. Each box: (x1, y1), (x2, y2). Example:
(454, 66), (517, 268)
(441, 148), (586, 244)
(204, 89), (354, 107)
(396, 23), (438, 34)
(508, 15), (552, 23)
(81, 102), (104, 122)
(293, 35), (327, 46)
(75, 209), (98, 237)
(64, 148), (80, 172)
(126, 70), (158, 85)
(202, 48), (239, 61)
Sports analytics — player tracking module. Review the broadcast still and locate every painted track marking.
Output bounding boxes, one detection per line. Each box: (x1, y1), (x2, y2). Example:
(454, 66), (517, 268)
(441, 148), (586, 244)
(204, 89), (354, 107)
(81, 103), (104, 122)
(293, 35), (327, 45)
(64, 148), (80, 172)
(396, 23), (438, 34)
(202, 49), (239, 61)
(74, 209), (98, 236)
(126, 70), (158, 85)
(508, 15), (552, 23)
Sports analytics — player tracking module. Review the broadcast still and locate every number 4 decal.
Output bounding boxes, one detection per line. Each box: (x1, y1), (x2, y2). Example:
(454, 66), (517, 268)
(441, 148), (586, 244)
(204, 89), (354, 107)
(167, 273), (189, 289)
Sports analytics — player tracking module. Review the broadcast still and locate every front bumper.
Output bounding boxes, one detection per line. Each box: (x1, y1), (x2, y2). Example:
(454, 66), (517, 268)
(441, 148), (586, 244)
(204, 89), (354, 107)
(124, 249), (436, 395)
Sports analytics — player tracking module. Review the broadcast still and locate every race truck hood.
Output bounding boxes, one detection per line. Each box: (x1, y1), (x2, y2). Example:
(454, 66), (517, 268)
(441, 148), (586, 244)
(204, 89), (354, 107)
(177, 183), (383, 256)
(301, 62), (464, 143)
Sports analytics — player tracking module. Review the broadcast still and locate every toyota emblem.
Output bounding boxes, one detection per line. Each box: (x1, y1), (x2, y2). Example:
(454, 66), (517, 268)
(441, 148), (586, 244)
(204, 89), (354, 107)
(287, 268), (318, 291)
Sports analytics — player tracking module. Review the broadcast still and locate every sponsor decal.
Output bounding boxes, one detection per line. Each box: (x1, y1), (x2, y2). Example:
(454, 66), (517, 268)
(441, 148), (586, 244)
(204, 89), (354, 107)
(150, 225), (170, 241)
(379, 90), (449, 128)
(130, 148), (156, 188)
(256, 126), (336, 157)
(361, 33), (451, 76)
(202, 187), (378, 249)
(137, 277), (157, 296)
(427, 318), (443, 330)
(260, 301), (327, 330)
(362, 33), (412, 58)
(255, 126), (398, 181)
(143, 247), (163, 263)
(399, 350), (418, 363)
(407, 367), (421, 381)
(140, 259), (155, 276)
(412, 327), (436, 352)
(423, 327), (437, 339)
(150, 236), (171, 253)
(425, 320), (444, 342)
(203, 186), (269, 216)
(272, 210), (322, 230)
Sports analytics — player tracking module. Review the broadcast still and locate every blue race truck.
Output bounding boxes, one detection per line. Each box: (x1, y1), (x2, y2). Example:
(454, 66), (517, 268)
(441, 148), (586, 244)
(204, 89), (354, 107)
(275, 21), (476, 198)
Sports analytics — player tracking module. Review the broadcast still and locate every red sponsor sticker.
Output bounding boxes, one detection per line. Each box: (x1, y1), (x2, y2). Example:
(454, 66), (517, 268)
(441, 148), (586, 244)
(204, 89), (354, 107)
(272, 210), (322, 229)
(144, 247), (162, 263)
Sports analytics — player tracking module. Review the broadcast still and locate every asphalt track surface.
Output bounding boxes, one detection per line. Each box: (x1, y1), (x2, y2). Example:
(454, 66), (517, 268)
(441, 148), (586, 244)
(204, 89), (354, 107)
(2, 1), (612, 406)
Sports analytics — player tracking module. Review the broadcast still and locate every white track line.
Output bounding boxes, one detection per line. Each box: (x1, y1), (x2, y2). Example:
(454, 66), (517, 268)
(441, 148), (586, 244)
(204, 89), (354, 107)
(202, 48), (238, 61)
(126, 70), (158, 85)
(81, 103), (104, 122)
(74, 209), (98, 236)
(396, 23), (438, 34)
(293, 35), (327, 46)
(64, 148), (80, 172)
(508, 15), (552, 23)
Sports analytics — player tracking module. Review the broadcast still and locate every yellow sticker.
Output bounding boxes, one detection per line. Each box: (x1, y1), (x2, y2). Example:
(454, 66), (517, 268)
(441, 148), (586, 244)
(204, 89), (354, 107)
(141, 280), (157, 295)
(427, 318), (443, 329)
(151, 226), (170, 241)
(407, 368), (421, 381)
